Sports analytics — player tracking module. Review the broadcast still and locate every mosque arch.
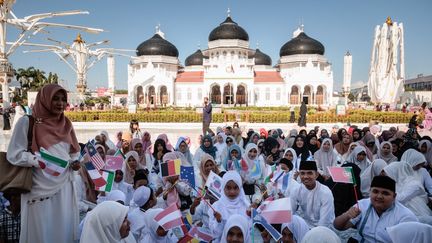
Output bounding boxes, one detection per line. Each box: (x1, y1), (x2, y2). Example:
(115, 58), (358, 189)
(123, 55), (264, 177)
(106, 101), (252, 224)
(147, 85), (156, 105)
(290, 85), (300, 105)
(223, 83), (234, 105)
(136, 85), (144, 104)
(316, 85), (326, 105)
(303, 85), (313, 104)
(236, 84), (247, 105)
(210, 84), (221, 104)
(159, 85), (168, 106)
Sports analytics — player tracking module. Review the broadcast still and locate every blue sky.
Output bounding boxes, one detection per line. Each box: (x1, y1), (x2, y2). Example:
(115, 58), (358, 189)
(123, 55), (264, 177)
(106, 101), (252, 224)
(9, 0), (432, 91)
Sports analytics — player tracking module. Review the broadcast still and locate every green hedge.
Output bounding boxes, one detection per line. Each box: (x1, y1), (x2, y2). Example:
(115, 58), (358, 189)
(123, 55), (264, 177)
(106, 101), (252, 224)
(65, 109), (418, 124)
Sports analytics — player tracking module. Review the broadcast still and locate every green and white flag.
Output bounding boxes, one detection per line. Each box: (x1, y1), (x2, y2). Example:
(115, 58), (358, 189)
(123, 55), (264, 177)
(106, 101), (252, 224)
(37, 148), (69, 177)
(95, 170), (115, 192)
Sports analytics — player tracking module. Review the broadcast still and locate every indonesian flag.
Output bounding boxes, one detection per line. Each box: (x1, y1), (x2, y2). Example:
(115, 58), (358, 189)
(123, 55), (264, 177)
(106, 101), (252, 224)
(84, 162), (107, 188)
(154, 203), (183, 231)
(328, 166), (355, 184)
(258, 197), (292, 224)
(36, 148), (69, 177)
(95, 170), (115, 192)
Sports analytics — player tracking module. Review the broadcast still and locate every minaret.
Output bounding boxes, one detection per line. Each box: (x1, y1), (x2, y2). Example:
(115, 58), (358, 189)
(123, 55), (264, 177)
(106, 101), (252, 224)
(343, 51), (352, 106)
(107, 55), (115, 107)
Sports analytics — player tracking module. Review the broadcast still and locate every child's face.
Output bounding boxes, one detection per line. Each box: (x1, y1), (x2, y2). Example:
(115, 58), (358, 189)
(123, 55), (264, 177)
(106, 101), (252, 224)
(134, 143), (143, 154)
(224, 180), (240, 200)
(115, 171), (123, 183)
(128, 157), (137, 170)
(230, 149), (239, 159)
(156, 226), (168, 237)
(248, 148), (257, 160)
(280, 163), (289, 171)
(204, 160), (216, 175)
(420, 144), (427, 153)
(134, 179), (148, 189)
(284, 151), (293, 161)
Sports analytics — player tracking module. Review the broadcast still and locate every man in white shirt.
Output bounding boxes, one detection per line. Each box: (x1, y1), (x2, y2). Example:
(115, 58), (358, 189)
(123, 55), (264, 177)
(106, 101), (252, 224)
(334, 175), (418, 243)
(290, 160), (335, 228)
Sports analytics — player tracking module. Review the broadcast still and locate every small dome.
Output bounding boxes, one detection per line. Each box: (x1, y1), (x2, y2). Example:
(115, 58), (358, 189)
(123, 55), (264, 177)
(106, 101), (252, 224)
(279, 32), (325, 57)
(185, 49), (204, 66)
(136, 34), (179, 57)
(254, 49), (272, 65)
(208, 16), (249, 41)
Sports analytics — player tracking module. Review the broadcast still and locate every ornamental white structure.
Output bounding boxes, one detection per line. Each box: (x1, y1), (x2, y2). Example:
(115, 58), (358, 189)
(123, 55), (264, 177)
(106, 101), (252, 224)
(368, 17), (405, 105)
(127, 13), (334, 108)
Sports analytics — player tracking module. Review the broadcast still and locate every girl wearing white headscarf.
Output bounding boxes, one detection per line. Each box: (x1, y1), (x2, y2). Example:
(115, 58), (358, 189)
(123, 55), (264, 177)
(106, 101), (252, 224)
(80, 201), (131, 243)
(301, 226), (341, 243)
(220, 214), (251, 243)
(314, 138), (339, 177)
(174, 136), (194, 166)
(387, 222), (432, 243)
(122, 151), (145, 184)
(139, 208), (176, 243)
(383, 161), (432, 217)
(359, 159), (387, 197)
(347, 146), (371, 172)
(281, 215), (310, 243)
(419, 140), (432, 166)
(400, 148), (431, 193)
(100, 130), (116, 150)
(241, 143), (266, 184)
(209, 171), (250, 241)
(215, 132), (227, 162)
(374, 141), (398, 164)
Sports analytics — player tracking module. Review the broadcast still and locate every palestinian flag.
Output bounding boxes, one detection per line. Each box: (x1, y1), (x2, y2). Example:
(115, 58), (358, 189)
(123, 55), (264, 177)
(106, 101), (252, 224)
(160, 159), (181, 178)
(328, 166), (356, 184)
(37, 148), (69, 177)
(95, 170), (115, 192)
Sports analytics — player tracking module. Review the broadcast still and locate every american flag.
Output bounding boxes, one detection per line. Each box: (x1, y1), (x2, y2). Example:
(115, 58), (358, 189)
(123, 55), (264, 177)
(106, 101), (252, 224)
(85, 142), (105, 171)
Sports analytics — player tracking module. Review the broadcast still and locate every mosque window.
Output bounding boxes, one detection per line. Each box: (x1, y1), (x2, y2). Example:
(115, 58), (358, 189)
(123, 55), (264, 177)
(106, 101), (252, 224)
(177, 88), (182, 101)
(223, 51), (227, 56)
(187, 88), (192, 100)
(266, 87), (270, 101)
(197, 88), (202, 100)
(276, 89), (281, 100)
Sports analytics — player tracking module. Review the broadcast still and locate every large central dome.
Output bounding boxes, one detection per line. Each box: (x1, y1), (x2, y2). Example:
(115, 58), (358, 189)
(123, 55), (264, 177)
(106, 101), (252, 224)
(279, 32), (324, 57)
(208, 16), (249, 41)
(136, 33), (179, 57)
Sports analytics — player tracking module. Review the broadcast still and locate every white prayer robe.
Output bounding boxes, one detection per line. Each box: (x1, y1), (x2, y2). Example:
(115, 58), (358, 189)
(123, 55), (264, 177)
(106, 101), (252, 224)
(7, 116), (80, 243)
(350, 198), (418, 243)
(113, 181), (134, 206)
(290, 181), (335, 228)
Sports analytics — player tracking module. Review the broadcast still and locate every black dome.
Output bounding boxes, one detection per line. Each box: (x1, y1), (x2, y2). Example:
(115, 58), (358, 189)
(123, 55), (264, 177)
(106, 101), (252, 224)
(279, 32), (325, 57)
(136, 34), (179, 57)
(185, 49), (204, 66)
(254, 49), (272, 65)
(208, 16), (249, 41)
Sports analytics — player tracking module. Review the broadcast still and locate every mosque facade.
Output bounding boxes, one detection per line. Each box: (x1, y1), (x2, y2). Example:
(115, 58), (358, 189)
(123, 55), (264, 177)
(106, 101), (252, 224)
(127, 14), (334, 108)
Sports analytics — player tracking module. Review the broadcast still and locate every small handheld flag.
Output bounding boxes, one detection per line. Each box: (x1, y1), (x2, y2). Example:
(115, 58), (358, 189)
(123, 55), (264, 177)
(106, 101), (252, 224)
(205, 171), (223, 199)
(84, 162), (107, 188)
(85, 142), (105, 171)
(160, 159), (181, 178)
(36, 148), (69, 177)
(180, 165), (195, 189)
(252, 208), (282, 241)
(154, 203), (183, 231)
(103, 155), (124, 171)
(327, 166), (355, 184)
(95, 170), (114, 192)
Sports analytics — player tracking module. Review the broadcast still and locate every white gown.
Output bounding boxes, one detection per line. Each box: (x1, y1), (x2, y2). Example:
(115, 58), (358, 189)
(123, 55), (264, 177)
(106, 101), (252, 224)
(7, 116), (80, 243)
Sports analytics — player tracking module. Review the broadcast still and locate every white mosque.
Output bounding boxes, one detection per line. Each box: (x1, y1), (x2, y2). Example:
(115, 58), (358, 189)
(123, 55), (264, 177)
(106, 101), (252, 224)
(127, 12), (334, 108)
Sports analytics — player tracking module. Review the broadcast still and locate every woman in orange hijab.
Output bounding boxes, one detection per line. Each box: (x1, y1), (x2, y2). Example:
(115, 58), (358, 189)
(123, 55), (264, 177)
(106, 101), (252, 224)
(7, 84), (81, 243)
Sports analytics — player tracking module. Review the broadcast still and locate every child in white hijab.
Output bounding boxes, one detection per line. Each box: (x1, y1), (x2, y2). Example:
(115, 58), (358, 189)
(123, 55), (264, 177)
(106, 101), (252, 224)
(360, 159), (387, 197)
(220, 214), (251, 243)
(301, 226), (341, 243)
(209, 171), (250, 241)
(80, 201), (131, 243)
(281, 215), (310, 243)
(387, 222), (432, 243)
(140, 208), (177, 243)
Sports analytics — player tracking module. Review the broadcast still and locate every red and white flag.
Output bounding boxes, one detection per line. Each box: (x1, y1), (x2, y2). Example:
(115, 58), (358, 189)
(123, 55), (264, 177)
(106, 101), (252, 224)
(154, 203), (183, 230)
(189, 226), (213, 242)
(259, 198), (292, 224)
